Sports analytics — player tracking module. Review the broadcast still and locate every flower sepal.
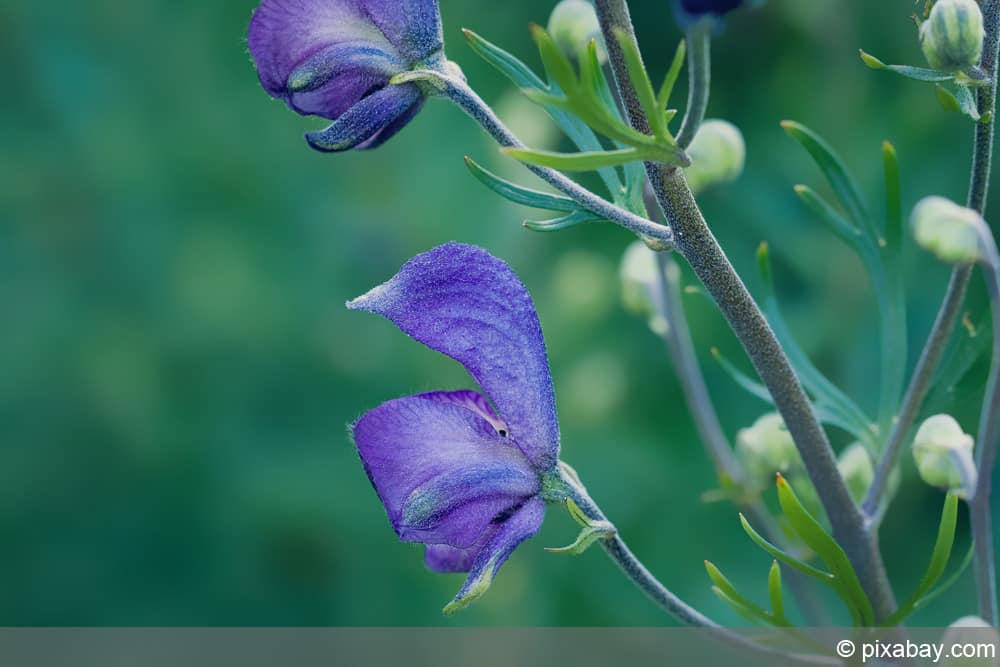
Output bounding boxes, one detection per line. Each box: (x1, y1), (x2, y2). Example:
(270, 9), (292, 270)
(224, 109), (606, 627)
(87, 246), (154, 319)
(545, 497), (616, 556)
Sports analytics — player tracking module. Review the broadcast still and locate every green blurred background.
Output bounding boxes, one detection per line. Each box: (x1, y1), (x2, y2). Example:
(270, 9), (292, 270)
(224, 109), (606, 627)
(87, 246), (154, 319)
(1, 0), (997, 626)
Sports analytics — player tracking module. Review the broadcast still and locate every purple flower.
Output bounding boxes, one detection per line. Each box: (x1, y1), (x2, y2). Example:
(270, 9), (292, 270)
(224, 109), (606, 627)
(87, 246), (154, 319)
(348, 242), (561, 613)
(248, 0), (445, 152)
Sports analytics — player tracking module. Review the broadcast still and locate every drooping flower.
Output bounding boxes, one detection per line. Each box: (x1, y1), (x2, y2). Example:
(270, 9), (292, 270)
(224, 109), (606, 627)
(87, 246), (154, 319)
(247, 0), (446, 152)
(348, 242), (562, 613)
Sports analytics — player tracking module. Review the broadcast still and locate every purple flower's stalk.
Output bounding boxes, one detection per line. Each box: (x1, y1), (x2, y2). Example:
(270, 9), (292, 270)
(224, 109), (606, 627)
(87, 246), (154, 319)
(864, 0), (1000, 523)
(593, 0), (897, 621)
(561, 470), (837, 664)
(651, 252), (830, 625)
(972, 245), (1000, 624)
(675, 19), (712, 150)
(401, 70), (675, 246)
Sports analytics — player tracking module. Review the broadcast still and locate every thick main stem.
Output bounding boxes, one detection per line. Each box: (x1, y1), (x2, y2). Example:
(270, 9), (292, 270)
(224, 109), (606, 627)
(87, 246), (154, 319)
(594, 0), (896, 621)
(864, 0), (1000, 520)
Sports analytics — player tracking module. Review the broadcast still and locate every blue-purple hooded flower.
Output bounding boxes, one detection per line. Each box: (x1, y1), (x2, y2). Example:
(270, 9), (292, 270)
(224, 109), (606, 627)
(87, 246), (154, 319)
(349, 243), (560, 612)
(247, 0), (444, 151)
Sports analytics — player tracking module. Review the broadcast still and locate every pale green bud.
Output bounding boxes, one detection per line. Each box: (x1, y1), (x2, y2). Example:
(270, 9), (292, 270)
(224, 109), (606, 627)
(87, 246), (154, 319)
(911, 195), (986, 265)
(838, 442), (875, 504)
(913, 414), (977, 498)
(619, 241), (668, 335)
(920, 0), (984, 71)
(684, 120), (746, 195)
(942, 616), (1000, 667)
(548, 0), (606, 63)
(736, 413), (802, 486)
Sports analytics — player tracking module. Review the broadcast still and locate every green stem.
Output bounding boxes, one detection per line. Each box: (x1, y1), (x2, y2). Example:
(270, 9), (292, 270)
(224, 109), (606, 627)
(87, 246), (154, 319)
(676, 19), (712, 149)
(864, 0), (1000, 521)
(594, 0), (897, 622)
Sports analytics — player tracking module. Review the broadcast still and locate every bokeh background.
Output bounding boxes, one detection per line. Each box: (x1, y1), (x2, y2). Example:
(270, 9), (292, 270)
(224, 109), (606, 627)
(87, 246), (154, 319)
(2, 0), (997, 626)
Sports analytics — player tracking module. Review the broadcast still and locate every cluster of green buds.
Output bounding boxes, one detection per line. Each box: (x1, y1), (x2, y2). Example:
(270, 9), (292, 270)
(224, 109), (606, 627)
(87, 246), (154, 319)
(736, 413), (802, 487)
(912, 414), (977, 499)
(619, 240), (669, 335)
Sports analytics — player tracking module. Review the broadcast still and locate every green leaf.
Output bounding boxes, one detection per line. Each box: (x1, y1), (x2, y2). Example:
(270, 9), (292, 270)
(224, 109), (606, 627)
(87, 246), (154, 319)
(711, 347), (773, 404)
(782, 121), (873, 240)
(612, 28), (666, 139)
(705, 561), (775, 625)
(954, 84), (982, 121)
(768, 561), (790, 626)
(859, 50), (955, 82)
(883, 493), (960, 626)
(739, 514), (835, 584)
(936, 84), (964, 113)
(657, 41), (687, 120)
(793, 185), (866, 251)
(463, 28), (546, 91)
(531, 24), (579, 95)
(776, 475), (875, 626)
(462, 29), (625, 200)
(464, 157), (578, 211)
(882, 141), (902, 253)
(502, 145), (658, 171)
(916, 544), (974, 610)
(523, 209), (605, 232)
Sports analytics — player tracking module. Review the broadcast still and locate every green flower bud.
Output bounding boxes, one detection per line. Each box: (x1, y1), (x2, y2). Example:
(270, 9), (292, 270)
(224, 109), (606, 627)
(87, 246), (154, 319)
(920, 0), (984, 71)
(736, 413), (802, 487)
(684, 120), (746, 195)
(837, 442), (875, 504)
(942, 616), (1000, 667)
(911, 195), (986, 265)
(548, 0), (606, 63)
(619, 241), (668, 335)
(913, 414), (977, 498)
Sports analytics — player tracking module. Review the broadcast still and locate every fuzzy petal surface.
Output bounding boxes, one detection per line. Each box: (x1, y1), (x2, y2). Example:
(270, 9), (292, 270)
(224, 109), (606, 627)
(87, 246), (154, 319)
(348, 243), (560, 470)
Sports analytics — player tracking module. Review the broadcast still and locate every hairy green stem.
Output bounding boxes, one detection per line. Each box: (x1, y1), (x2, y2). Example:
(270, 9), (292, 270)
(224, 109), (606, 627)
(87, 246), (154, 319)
(676, 20), (712, 149)
(429, 73), (675, 245)
(594, 0), (897, 622)
(864, 0), (1000, 522)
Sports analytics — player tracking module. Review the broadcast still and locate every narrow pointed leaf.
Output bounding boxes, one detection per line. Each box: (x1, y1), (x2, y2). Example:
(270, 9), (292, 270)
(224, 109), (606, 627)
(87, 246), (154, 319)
(502, 146), (655, 171)
(464, 157), (578, 211)
(883, 493), (960, 626)
(657, 41), (687, 119)
(739, 514), (835, 584)
(775, 475), (874, 625)
(911, 545), (974, 613)
(936, 84), (964, 113)
(462, 29), (624, 199)
(882, 141), (902, 253)
(793, 185), (866, 251)
(955, 84), (982, 121)
(781, 121), (873, 239)
(531, 25), (579, 95)
(523, 209), (605, 232)
(711, 347), (773, 404)
(768, 561), (790, 626)
(705, 561), (775, 625)
(859, 50), (955, 82)
(612, 27), (665, 139)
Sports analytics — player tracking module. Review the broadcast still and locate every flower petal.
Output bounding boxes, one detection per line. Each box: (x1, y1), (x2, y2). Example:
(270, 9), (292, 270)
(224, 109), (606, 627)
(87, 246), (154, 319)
(248, 0), (396, 98)
(352, 394), (538, 549)
(305, 84), (421, 152)
(348, 243), (560, 470)
(354, 96), (426, 150)
(418, 390), (509, 436)
(442, 496), (545, 614)
(362, 0), (444, 63)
